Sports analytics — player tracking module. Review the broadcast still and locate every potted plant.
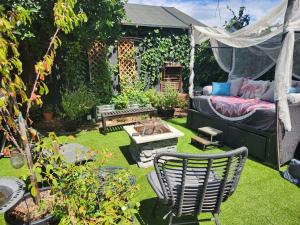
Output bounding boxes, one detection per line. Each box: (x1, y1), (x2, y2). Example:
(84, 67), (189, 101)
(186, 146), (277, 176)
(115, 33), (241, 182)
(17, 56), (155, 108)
(157, 86), (179, 118)
(42, 104), (55, 122)
(0, 2), (87, 224)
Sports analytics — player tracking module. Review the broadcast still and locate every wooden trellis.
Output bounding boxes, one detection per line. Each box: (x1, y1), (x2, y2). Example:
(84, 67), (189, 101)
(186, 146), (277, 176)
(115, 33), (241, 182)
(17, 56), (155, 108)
(87, 41), (106, 80)
(117, 39), (138, 87)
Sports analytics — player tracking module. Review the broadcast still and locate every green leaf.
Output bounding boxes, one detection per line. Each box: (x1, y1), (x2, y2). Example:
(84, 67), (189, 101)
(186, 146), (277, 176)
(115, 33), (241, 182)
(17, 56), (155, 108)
(31, 186), (37, 197)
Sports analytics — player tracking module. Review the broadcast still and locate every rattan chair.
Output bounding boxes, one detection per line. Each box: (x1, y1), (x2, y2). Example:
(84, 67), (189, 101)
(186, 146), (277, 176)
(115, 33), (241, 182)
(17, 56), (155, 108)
(147, 147), (248, 225)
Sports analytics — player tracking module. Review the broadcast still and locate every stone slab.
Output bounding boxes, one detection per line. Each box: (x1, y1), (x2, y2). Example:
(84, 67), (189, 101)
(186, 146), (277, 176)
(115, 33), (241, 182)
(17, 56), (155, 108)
(124, 123), (184, 168)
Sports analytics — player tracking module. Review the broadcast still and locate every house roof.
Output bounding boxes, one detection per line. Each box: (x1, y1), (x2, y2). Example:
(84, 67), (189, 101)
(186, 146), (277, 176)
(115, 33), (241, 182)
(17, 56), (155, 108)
(123, 3), (205, 29)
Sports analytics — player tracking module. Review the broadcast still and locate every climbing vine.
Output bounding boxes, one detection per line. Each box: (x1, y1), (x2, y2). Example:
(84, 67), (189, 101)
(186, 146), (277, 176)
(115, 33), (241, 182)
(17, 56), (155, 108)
(61, 41), (88, 90)
(140, 30), (191, 91)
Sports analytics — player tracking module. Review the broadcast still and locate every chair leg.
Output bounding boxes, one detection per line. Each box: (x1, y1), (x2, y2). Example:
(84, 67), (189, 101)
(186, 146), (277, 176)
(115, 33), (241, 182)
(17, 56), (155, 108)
(213, 213), (220, 225)
(152, 198), (159, 217)
(168, 213), (174, 225)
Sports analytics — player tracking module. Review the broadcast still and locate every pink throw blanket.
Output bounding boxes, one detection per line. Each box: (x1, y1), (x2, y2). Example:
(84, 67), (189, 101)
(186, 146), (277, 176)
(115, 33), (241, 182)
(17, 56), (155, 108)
(208, 96), (275, 120)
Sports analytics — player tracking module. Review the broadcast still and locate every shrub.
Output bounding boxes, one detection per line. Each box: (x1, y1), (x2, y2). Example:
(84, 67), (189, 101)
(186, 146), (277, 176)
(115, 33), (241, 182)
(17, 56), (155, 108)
(112, 94), (129, 109)
(177, 97), (188, 109)
(144, 87), (181, 109)
(61, 85), (96, 121)
(112, 80), (150, 109)
(157, 86), (179, 109)
(34, 136), (139, 225)
(145, 89), (160, 107)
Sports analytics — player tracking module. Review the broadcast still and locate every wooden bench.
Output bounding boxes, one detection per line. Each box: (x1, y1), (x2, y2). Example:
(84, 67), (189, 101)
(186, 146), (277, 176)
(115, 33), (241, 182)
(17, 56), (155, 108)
(101, 107), (157, 135)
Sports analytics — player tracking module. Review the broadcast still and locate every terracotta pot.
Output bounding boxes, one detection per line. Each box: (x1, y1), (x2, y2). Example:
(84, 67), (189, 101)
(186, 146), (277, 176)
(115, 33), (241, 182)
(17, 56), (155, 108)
(43, 112), (54, 122)
(4, 187), (57, 225)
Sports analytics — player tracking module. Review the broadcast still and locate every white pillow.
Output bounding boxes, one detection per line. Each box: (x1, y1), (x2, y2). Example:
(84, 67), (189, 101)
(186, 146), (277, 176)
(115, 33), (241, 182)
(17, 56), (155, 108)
(203, 85), (212, 96)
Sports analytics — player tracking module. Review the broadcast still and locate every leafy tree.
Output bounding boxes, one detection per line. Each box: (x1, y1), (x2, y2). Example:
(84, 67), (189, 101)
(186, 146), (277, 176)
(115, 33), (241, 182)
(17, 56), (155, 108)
(194, 6), (251, 88)
(193, 42), (228, 88)
(0, 0), (87, 203)
(224, 6), (250, 31)
(72, 0), (127, 47)
(1, 0), (127, 97)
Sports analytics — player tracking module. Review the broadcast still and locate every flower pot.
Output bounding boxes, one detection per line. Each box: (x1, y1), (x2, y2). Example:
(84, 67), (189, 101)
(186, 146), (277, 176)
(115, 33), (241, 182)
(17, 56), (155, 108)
(4, 187), (56, 225)
(158, 108), (175, 118)
(43, 112), (54, 122)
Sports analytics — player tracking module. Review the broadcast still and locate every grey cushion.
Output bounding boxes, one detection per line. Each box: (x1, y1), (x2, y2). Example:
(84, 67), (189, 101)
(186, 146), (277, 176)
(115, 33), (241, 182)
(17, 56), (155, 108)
(147, 169), (219, 201)
(229, 78), (244, 96)
(261, 82), (275, 102)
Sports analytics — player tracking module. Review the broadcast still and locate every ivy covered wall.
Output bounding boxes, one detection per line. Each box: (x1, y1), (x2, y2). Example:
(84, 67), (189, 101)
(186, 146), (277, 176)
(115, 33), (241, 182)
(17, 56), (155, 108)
(122, 26), (191, 92)
(122, 26), (228, 92)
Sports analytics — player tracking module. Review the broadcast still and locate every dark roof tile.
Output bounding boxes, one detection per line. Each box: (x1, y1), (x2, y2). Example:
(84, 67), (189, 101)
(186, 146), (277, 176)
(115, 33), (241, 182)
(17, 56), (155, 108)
(123, 3), (205, 29)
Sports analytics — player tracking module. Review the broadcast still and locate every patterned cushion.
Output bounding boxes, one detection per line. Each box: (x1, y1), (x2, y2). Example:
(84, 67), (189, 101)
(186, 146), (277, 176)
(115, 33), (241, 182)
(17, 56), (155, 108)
(240, 79), (269, 99)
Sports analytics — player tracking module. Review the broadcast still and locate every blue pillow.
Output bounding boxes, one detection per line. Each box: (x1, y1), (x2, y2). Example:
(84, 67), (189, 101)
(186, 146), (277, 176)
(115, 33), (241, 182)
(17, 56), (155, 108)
(288, 87), (300, 93)
(211, 82), (231, 96)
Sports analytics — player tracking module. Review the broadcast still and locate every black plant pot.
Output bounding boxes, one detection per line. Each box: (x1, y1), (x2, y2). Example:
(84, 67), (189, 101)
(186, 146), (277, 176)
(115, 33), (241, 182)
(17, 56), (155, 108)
(158, 108), (175, 118)
(4, 187), (57, 225)
(63, 120), (79, 132)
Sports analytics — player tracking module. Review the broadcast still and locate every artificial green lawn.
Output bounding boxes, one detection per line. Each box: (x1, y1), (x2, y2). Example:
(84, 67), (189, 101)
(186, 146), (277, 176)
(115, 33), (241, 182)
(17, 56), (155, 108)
(0, 117), (299, 225)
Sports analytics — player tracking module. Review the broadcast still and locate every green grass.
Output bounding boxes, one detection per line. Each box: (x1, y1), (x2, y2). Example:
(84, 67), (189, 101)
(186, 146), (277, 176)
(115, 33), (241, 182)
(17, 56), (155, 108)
(1, 118), (300, 225)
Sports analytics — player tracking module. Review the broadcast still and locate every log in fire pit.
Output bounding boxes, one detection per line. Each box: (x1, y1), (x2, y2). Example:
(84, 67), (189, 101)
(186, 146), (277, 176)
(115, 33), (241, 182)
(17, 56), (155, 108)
(124, 119), (184, 168)
(133, 118), (171, 136)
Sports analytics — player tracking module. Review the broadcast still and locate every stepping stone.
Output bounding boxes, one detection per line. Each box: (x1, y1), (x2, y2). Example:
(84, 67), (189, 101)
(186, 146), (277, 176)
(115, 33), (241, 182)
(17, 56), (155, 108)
(59, 143), (95, 164)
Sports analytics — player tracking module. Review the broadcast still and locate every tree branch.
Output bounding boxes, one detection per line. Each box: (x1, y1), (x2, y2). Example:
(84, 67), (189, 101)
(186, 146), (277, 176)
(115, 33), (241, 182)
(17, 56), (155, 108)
(26, 28), (60, 119)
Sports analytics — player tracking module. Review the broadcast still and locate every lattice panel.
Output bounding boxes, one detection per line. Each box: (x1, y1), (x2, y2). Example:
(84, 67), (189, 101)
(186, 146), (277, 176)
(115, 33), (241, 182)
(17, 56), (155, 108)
(88, 41), (106, 80)
(117, 39), (138, 87)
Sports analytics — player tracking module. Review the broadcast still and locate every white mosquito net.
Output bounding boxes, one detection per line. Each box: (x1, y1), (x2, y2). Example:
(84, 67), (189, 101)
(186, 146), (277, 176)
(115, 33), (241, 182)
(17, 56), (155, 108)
(189, 0), (300, 131)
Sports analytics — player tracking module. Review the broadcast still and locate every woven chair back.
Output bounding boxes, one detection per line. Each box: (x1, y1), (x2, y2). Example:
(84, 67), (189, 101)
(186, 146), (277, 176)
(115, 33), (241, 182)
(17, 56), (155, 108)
(154, 147), (248, 217)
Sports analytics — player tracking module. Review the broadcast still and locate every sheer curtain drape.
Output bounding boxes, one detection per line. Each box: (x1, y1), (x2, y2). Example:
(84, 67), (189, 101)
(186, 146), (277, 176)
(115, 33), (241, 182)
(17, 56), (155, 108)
(189, 0), (300, 131)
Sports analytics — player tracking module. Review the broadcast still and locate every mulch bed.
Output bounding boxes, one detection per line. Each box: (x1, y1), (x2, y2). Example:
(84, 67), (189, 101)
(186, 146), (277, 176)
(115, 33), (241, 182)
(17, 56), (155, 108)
(8, 190), (54, 223)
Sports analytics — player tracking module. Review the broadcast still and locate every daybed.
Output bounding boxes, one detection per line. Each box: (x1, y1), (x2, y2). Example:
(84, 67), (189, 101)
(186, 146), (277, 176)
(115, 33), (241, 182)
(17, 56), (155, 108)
(187, 0), (300, 169)
(187, 90), (300, 169)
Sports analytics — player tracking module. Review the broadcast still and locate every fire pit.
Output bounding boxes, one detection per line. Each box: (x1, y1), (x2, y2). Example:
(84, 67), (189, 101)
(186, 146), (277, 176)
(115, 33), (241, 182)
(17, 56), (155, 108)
(0, 177), (25, 213)
(133, 118), (171, 136)
(124, 119), (184, 168)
